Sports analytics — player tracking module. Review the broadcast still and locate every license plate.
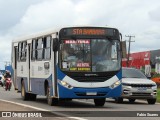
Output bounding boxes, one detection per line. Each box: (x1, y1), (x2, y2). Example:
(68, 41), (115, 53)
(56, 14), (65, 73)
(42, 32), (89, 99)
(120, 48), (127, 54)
(86, 92), (97, 95)
(138, 88), (147, 91)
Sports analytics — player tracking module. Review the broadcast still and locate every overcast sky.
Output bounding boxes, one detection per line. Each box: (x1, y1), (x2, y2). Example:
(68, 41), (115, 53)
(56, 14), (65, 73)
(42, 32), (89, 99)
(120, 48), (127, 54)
(0, 0), (160, 69)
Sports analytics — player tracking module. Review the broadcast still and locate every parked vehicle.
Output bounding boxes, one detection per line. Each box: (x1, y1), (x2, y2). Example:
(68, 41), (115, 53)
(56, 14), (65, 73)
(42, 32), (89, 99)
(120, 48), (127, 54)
(0, 79), (3, 87)
(5, 78), (12, 91)
(115, 67), (157, 104)
(0, 74), (4, 87)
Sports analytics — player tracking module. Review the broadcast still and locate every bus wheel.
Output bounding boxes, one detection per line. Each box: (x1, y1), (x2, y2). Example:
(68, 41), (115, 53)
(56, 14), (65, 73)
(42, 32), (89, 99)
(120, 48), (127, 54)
(115, 97), (123, 103)
(129, 99), (135, 103)
(30, 94), (37, 101)
(94, 98), (105, 106)
(47, 86), (58, 106)
(21, 80), (29, 100)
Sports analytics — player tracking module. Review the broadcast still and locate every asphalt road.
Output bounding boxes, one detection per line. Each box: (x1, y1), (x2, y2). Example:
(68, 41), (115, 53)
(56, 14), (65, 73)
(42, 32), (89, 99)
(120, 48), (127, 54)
(0, 86), (160, 120)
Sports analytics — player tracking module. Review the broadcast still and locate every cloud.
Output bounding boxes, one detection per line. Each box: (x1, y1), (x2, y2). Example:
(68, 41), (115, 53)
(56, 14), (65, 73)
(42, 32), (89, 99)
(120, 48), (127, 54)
(0, 0), (44, 35)
(149, 6), (160, 21)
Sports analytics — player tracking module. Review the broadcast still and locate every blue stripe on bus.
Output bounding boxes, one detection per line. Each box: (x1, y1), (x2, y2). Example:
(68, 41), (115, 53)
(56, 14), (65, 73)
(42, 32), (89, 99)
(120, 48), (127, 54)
(57, 67), (66, 80)
(116, 69), (122, 80)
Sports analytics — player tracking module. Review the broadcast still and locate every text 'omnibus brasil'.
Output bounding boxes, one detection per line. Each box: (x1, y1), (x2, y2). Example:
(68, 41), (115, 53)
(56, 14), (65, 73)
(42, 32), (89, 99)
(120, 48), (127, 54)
(11, 26), (122, 106)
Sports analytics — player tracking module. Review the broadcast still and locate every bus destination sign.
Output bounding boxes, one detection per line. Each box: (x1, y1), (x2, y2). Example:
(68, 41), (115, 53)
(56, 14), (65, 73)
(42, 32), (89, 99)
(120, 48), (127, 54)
(72, 28), (105, 35)
(61, 27), (115, 37)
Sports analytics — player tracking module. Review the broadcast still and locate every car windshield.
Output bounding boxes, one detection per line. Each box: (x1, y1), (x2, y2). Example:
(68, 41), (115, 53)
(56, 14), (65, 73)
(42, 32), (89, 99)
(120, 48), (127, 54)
(122, 68), (147, 78)
(60, 39), (121, 72)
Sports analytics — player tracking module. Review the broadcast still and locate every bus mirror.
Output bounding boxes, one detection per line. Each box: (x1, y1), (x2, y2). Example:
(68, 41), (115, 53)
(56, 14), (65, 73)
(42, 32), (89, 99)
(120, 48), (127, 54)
(53, 38), (59, 51)
(120, 33), (122, 41)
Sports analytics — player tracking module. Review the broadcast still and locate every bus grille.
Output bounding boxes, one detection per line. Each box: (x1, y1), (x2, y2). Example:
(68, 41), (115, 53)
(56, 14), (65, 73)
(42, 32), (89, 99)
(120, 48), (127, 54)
(71, 76), (113, 82)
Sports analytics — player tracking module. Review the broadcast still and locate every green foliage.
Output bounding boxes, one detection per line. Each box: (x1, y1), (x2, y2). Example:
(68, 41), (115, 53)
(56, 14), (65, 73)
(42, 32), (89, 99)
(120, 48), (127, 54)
(157, 88), (160, 103)
(152, 73), (160, 78)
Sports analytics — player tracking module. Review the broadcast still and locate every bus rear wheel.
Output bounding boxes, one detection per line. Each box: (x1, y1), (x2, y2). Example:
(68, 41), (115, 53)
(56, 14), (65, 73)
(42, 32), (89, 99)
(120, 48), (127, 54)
(30, 94), (37, 101)
(21, 80), (29, 100)
(94, 98), (106, 106)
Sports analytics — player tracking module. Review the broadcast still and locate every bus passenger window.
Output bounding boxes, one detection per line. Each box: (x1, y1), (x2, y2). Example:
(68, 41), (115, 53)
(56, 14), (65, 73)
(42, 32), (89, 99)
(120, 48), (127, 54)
(31, 39), (36, 60)
(37, 38), (43, 60)
(43, 36), (51, 59)
(21, 41), (27, 61)
(18, 42), (22, 61)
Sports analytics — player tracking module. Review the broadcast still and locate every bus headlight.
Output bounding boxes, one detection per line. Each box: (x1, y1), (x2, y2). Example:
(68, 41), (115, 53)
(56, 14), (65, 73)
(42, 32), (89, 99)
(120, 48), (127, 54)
(58, 80), (73, 89)
(110, 80), (121, 89)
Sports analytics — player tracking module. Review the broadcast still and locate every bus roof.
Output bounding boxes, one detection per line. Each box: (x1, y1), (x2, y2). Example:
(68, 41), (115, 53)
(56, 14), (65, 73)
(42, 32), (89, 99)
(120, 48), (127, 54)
(12, 26), (117, 43)
(12, 28), (60, 43)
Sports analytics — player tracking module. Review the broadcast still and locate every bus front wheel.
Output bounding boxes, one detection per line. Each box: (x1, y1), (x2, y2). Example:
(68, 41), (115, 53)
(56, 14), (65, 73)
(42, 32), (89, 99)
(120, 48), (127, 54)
(94, 98), (106, 106)
(47, 86), (58, 106)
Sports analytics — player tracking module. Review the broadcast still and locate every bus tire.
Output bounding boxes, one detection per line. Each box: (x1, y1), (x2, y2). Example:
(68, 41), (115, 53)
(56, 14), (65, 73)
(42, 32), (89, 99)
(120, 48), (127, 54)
(129, 99), (135, 103)
(21, 80), (29, 100)
(94, 98), (105, 106)
(47, 86), (58, 106)
(30, 94), (37, 101)
(115, 97), (123, 103)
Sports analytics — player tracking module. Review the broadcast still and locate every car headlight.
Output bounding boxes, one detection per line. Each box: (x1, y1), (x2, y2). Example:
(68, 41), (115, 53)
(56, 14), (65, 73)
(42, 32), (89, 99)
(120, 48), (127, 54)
(152, 83), (157, 89)
(122, 83), (130, 86)
(110, 80), (121, 89)
(58, 80), (73, 89)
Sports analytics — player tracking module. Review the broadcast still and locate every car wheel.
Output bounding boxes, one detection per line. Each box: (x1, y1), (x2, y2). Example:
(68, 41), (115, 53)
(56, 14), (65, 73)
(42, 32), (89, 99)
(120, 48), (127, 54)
(147, 99), (156, 104)
(129, 99), (136, 103)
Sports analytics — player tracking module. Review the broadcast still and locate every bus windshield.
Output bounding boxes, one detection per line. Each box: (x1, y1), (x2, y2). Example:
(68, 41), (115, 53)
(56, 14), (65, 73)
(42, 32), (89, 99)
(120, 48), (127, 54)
(60, 39), (121, 72)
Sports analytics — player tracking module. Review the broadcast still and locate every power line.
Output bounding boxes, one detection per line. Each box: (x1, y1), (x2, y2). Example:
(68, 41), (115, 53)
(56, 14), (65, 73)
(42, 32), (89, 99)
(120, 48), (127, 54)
(125, 35), (135, 67)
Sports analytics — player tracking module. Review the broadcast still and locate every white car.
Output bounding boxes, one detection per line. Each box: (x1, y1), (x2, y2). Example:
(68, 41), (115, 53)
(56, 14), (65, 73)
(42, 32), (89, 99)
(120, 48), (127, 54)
(116, 67), (157, 104)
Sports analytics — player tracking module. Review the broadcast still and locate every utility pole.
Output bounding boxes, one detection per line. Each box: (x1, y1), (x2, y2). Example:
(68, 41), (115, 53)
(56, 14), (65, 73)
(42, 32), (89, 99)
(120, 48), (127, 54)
(125, 35), (135, 67)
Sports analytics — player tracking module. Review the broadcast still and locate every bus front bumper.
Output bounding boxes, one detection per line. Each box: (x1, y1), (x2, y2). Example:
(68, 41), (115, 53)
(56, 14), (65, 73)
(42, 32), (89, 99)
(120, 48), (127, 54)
(58, 84), (122, 99)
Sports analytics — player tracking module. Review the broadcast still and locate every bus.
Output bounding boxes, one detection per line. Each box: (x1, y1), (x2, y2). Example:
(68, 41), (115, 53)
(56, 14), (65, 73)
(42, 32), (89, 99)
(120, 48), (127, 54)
(11, 26), (122, 106)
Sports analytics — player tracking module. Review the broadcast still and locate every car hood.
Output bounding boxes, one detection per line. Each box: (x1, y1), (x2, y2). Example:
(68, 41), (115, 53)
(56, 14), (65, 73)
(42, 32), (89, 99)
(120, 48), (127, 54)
(122, 78), (156, 85)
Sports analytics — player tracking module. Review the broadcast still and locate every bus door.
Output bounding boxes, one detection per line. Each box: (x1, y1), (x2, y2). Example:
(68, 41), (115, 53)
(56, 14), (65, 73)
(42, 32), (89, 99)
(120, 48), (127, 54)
(52, 34), (58, 97)
(27, 40), (32, 92)
(13, 44), (18, 90)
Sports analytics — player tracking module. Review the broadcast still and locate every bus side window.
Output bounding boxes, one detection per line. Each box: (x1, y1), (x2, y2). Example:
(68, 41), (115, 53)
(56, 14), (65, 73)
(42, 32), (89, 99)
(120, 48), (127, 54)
(37, 38), (43, 60)
(43, 36), (51, 59)
(18, 42), (22, 61)
(21, 41), (27, 61)
(31, 39), (36, 60)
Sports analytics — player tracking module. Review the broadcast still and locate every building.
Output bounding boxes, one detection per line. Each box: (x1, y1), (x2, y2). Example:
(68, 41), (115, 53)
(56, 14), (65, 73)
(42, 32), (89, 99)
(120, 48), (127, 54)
(122, 49), (160, 75)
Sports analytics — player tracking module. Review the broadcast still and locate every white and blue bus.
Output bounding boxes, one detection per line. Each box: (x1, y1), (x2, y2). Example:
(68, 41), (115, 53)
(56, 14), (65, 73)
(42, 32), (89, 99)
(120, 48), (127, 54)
(11, 26), (122, 106)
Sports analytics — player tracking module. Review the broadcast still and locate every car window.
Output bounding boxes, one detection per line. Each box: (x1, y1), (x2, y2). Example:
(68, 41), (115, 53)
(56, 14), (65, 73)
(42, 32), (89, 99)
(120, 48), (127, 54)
(122, 68), (147, 79)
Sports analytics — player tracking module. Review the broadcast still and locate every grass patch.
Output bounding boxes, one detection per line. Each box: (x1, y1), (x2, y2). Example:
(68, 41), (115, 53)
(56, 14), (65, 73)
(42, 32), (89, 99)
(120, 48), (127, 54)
(157, 88), (160, 103)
